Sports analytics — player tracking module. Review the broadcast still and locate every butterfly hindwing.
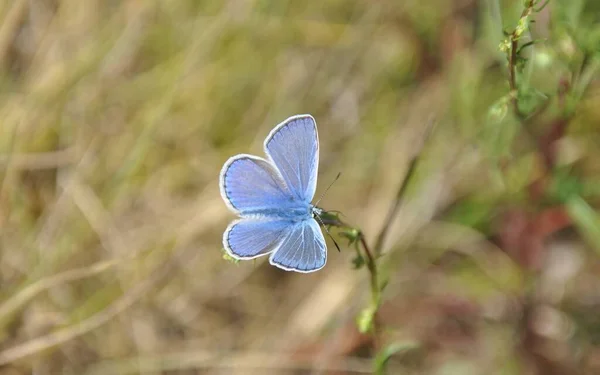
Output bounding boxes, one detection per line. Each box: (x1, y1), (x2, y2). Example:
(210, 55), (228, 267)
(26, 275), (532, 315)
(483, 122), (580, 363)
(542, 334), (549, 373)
(224, 218), (293, 259)
(269, 218), (327, 273)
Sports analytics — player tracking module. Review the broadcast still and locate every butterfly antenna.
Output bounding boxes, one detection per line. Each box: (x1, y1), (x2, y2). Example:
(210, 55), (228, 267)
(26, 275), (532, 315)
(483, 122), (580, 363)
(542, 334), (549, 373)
(314, 214), (341, 252)
(314, 172), (341, 207)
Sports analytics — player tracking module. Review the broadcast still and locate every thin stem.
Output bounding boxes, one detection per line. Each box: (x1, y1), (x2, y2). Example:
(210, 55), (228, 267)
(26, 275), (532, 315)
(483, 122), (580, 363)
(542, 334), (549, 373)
(372, 157), (419, 256)
(372, 119), (435, 256)
(324, 216), (380, 306)
(322, 216), (381, 345)
(359, 234), (379, 307)
(508, 38), (519, 93)
(506, 0), (536, 120)
(534, 0), (550, 12)
(358, 232), (382, 351)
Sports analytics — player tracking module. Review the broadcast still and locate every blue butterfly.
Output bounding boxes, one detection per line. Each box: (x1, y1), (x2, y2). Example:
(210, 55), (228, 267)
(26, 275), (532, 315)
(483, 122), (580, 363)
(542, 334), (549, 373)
(219, 114), (327, 273)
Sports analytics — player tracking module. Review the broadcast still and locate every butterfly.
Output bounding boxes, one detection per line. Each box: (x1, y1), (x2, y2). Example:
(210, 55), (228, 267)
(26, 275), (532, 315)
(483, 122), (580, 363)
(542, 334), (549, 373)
(219, 114), (328, 273)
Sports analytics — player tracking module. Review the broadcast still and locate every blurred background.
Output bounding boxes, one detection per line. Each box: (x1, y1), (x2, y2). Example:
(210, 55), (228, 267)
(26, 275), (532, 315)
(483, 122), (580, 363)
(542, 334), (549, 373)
(1, 0), (600, 374)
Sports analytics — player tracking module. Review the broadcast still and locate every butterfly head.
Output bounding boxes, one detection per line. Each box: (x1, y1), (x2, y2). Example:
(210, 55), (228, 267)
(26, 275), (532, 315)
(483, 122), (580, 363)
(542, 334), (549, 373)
(311, 206), (323, 218)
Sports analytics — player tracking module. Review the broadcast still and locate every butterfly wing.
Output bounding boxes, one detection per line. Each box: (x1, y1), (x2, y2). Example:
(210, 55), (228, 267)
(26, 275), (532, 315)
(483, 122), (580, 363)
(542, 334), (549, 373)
(264, 114), (319, 203)
(269, 218), (326, 273)
(224, 218), (293, 259)
(220, 115), (327, 273)
(220, 154), (302, 216)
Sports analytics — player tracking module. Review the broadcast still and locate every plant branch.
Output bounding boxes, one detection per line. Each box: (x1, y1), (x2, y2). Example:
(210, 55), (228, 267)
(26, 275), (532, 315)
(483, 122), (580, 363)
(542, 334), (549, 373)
(321, 215), (381, 344)
(505, 0), (536, 120)
(359, 233), (379, 307)
(500, 0), (558, 175)
(372, 157), (419, 256)
(323, 216), (380, 307)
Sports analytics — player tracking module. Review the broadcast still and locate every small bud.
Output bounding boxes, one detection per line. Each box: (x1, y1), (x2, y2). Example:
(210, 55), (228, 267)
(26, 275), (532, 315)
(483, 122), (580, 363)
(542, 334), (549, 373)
(499, 39), (511, 52)
(515, 16), (529, 39)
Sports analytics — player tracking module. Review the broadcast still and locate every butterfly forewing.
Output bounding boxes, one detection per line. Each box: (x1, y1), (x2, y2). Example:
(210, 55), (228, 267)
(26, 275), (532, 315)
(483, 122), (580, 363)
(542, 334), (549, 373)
(264, 115), (319, 203)
(220, 155), (299, 216)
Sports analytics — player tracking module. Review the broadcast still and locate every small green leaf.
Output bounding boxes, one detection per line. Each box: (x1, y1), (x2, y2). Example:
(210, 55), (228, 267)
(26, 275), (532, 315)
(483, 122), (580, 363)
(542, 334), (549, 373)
(374, 341), (420, 375)
(351, 253), (365, 269)
(517, 39), (546, 54)
(222, 250), (240, 264)
(356, 305), (377, 333)
(340, 228), (361, 246)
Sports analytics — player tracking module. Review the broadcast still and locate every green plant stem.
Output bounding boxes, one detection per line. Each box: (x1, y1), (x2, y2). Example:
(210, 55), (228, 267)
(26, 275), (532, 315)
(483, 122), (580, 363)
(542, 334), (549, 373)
(508, 39), (519, 94)
(359, 233), (380, 308)
(507, 0), (536, 120)
(359, 233), (383, 351)
(372, 119), (433, 256)
(373, 157), (419, 256)
(328, 217), (380, 309)
(325, 216), (381, 344)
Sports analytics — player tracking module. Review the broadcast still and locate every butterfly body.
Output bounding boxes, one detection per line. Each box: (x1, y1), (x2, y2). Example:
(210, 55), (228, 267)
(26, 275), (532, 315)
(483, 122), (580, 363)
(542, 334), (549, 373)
(232, 201), (314, 221)
(219, 114), (328, 273)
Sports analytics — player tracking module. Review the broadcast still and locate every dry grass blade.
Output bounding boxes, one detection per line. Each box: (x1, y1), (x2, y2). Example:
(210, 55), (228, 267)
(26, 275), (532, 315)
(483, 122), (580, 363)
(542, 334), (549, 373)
(0, 0), (28, 64)
(84, 350), (373, 375)
(0, 149), (76, 171)
(0, 258), (128, 326)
